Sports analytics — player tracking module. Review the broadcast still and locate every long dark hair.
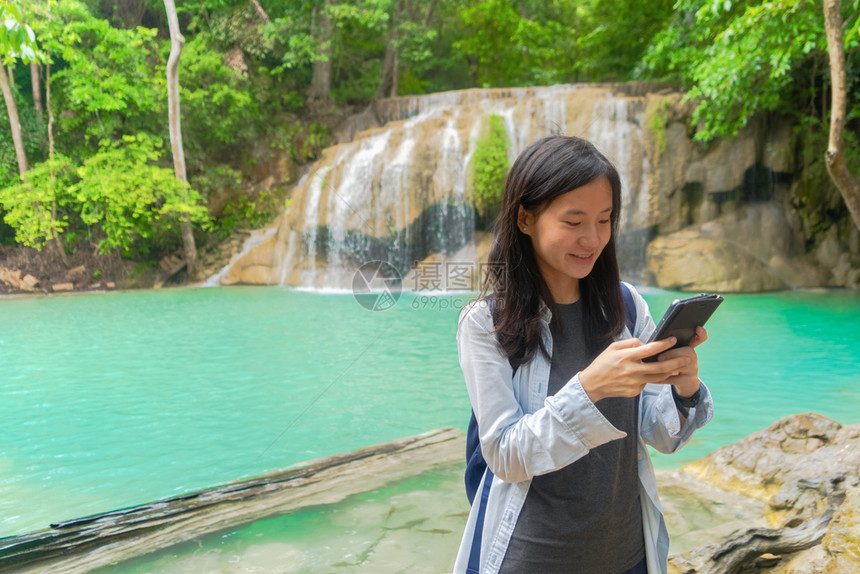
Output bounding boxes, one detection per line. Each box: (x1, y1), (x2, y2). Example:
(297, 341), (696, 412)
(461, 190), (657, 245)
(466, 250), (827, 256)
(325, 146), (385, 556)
(469, 135), (625, 370)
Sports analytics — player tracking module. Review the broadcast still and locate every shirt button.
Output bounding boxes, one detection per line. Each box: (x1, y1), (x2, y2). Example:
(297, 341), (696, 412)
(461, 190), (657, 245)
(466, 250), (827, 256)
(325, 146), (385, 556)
(637, 453), (643, 461)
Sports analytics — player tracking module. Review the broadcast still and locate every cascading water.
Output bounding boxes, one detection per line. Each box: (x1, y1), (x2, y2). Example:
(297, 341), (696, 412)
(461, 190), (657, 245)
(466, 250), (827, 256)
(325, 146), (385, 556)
(213, 84), (657, 289)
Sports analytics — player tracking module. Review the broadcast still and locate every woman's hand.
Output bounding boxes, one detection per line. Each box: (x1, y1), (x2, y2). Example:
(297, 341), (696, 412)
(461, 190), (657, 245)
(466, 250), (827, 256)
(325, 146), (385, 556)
(579, 336), (692, 403)
(658, 326), (708, 398)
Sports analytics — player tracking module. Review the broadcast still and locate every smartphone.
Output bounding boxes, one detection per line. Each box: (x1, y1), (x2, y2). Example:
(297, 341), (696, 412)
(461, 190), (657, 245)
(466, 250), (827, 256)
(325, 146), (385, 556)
(642, 293), (724, 362)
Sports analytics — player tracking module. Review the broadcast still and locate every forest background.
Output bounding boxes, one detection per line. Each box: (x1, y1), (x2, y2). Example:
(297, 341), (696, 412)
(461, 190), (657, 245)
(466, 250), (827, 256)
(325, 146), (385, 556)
(1, 0), (859, 290)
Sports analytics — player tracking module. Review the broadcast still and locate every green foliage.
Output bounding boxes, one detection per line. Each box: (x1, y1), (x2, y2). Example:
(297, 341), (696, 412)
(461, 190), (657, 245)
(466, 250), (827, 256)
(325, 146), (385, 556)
(638, 0), (858, 142)
(452, 0), (674, 87)
(471, 114), (509, 216)
(645, 96), (673, 156)
(214, 188), (282, 238)
(455, 0), (558, 87)
(0, 0), (44, 64)
(46, 1), (164, 153)
(71, 133), (210, 255)
(175, 34), (264, 165)
(0, 156), (75, 248)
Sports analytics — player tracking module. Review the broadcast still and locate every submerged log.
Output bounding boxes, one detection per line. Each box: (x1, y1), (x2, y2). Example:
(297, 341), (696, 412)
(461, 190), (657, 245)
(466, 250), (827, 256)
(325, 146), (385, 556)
(0, 427), (464, 574)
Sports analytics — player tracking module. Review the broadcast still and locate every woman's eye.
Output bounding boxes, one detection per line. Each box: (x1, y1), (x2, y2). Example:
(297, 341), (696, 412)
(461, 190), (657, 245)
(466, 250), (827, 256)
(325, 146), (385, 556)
(599, 219), (610, 225)
(564, 221), (581, 227)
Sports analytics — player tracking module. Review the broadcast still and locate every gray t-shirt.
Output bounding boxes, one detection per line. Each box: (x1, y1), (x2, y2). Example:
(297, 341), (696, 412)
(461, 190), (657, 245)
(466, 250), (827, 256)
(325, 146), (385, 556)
(499, 300), (644, 574)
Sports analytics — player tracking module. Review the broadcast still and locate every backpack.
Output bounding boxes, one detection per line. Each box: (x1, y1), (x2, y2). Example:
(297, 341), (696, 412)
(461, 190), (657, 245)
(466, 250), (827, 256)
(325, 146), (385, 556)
(464, 283), (638, 503)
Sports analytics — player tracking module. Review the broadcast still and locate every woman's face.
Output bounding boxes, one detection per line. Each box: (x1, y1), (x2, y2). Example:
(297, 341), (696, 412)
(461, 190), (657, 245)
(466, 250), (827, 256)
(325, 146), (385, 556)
(518, 176), (613, 303)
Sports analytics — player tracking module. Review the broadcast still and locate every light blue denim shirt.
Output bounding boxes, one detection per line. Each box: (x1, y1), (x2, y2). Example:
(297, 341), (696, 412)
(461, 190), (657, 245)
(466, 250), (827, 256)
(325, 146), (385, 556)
(452, 282), (714, 574)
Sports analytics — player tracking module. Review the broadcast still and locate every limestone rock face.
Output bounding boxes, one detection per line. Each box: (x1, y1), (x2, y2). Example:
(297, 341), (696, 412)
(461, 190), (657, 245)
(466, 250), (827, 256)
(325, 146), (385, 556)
(647, 204), (832, 292)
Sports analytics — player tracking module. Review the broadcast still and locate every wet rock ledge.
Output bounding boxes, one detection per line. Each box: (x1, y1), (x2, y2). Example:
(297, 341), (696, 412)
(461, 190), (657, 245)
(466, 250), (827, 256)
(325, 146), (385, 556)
(670, 413), (860, 573)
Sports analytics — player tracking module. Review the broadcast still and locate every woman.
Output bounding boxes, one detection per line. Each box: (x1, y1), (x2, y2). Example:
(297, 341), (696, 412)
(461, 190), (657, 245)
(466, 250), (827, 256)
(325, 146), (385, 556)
(453, 135), (713, 574)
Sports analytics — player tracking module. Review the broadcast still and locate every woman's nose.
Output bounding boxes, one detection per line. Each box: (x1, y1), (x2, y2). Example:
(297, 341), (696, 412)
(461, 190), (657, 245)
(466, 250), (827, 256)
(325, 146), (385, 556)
(579, 225), (599, 248)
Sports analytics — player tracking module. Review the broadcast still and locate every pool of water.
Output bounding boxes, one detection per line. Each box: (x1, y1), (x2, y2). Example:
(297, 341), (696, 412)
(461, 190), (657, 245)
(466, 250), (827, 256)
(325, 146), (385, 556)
(1, 285), (859, 540)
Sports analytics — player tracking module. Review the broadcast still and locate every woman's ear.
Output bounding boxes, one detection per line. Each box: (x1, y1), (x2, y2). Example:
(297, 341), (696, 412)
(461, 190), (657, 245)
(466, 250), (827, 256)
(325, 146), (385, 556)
(517, 206), (533, 236)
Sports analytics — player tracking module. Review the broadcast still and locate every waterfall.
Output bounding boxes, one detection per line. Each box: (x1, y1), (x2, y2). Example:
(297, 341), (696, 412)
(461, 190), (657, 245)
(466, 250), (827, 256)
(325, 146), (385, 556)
(214, 84), (657, 289)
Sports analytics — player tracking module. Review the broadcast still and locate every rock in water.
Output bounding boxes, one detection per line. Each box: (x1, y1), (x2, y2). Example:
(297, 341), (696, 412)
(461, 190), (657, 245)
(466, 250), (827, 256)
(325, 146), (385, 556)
(670, 413), (860, 573)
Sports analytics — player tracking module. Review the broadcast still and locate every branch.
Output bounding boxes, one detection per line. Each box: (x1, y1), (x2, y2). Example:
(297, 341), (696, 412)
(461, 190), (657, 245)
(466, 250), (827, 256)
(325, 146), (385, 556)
(823, 0), (860, 231)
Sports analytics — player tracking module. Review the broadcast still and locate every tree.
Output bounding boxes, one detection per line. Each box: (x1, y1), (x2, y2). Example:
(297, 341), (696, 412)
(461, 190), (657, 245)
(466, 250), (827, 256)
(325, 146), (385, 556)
(823, 0), (860, 231)
(0, 0), (41, 176)
(376, 0), (402, 99)
(307, 0), (332, 103)
(164, 0), (198, 275)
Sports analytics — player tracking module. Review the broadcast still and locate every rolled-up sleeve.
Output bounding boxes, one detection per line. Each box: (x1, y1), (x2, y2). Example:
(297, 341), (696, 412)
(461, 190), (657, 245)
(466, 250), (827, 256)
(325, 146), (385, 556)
(457, 302), (625, 484)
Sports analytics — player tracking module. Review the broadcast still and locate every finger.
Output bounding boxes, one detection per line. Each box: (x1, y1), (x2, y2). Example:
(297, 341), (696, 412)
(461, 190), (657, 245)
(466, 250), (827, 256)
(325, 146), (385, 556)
(645, 355), (691, 375)
(690, 326), (709, 349)
(657, 346), (696, 362)
(630, 337), (677, 360)
(611, 337), (644, 350)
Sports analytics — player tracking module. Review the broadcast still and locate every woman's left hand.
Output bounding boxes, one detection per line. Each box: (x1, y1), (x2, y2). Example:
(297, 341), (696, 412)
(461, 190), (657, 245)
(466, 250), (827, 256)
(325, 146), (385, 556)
(656, 326), (707, 398)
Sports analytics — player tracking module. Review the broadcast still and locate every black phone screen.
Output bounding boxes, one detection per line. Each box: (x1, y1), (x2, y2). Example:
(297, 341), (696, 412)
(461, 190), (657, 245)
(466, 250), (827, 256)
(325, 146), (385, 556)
(642, 294), (723, 362)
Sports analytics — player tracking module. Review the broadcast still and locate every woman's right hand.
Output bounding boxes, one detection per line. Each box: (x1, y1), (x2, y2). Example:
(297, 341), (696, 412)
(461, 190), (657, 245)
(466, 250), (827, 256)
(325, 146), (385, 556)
(578, 337), (691, 403)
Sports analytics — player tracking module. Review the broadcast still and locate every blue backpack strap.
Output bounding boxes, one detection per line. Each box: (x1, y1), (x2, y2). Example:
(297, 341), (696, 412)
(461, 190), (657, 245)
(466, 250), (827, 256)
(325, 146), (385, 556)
(467, 468), (494, 574)
(464, 412), (483, 505)
(620, 282), (637, 334)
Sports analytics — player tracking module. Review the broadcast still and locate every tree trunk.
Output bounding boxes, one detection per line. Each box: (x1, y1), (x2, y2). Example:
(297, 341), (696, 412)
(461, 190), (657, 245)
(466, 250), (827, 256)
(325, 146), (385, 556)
(163, 0), (198, 276)
(375, 0), (402, 100)
(307, 0), (332, 103)
(376, 44), (396, 100)
(30, 61), (42, 118)
(46, 60), (69, 268)
(0, 65), (29, 175)
(823, 0), (860, 231)
(249, 0), (270, 24)
(47, 62), (54, 161)
(390, 50), (399, 98)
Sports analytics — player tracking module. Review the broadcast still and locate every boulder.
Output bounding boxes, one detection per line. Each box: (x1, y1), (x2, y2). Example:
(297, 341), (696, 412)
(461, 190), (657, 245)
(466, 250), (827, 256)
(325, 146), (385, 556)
(66, 265), (86, 280)
(670, 414), (860, 573)
(0, 266), (38, 292)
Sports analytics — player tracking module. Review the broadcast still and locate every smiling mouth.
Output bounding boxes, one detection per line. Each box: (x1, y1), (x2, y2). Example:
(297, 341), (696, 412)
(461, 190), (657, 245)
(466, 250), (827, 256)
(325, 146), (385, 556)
(570, 253), (594, 260)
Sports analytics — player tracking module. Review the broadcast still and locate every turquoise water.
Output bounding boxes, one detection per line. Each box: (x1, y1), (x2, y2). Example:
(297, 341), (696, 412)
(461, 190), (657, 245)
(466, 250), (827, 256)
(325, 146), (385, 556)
(1, 285), (859, 540)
